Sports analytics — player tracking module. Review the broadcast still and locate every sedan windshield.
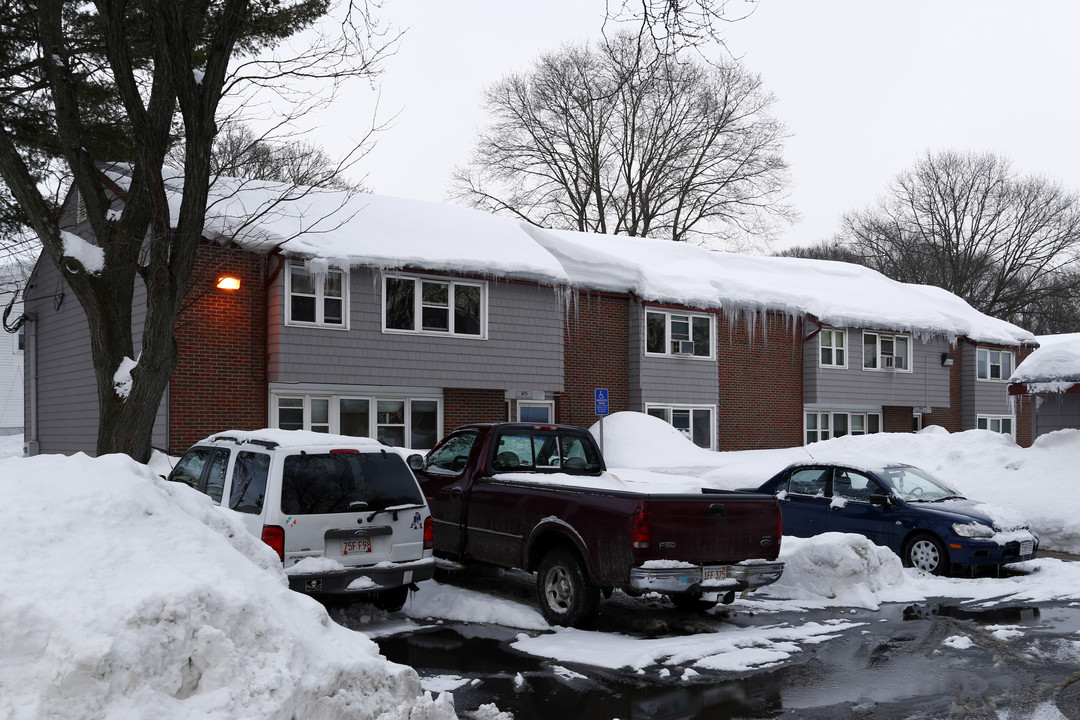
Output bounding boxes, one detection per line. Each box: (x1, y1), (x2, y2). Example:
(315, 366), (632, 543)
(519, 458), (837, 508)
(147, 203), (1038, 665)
(878, 466), (962, 502)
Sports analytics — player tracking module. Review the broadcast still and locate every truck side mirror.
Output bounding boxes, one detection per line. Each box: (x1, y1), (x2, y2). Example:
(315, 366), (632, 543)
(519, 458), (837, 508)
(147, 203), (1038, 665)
(407, 454), (425, 471)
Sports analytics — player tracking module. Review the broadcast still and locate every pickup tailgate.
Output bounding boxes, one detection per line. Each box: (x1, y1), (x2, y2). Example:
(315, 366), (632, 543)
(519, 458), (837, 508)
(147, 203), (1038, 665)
(637, 491), (781, 565)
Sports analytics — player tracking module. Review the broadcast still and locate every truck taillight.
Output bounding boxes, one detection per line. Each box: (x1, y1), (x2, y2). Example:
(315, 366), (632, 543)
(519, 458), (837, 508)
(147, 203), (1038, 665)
(262, 525), (285, 562)
(423, 515), (434, 550)
(632, 510), (651, 549)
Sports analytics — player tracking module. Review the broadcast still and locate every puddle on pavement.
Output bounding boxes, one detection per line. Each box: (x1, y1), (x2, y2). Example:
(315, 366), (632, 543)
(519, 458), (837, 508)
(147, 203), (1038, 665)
(375, 626), (784, 719)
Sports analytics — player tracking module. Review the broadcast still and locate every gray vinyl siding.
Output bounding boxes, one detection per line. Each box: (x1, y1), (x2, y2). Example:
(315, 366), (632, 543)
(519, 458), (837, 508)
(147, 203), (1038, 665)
(24, 253), (167, 456)
(628, 303), (718, 409)
(270, 267), (563, 392)
(804, 328), (951, 409)
(962, 343), (1015, 428)
(1032, 394), (1080, 436)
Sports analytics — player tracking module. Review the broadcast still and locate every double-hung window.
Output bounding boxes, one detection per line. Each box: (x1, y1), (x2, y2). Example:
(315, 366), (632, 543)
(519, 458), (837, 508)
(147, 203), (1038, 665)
(819, 327), (846, 368)
(863, 332), (911, 371)
(384, 274), (485, 337)
(645, 310), (713, 358)
(976, 348), (1014, 381)
(646, 405), (715, 449)
(287, 262), (347, 328)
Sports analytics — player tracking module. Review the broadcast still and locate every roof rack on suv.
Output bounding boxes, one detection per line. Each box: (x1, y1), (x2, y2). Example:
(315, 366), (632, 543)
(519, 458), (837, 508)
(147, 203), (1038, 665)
(208, 434), (280, 451)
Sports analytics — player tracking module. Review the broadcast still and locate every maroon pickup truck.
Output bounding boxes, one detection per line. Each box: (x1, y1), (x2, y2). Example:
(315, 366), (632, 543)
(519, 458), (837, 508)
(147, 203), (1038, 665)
(410, 422), (784, 627)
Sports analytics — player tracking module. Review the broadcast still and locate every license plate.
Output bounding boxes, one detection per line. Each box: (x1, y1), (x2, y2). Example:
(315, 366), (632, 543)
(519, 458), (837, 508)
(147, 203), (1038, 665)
(703, 566), (727, 581)
(1020, 540), (1034, 556)
(342, 537), (372, 555)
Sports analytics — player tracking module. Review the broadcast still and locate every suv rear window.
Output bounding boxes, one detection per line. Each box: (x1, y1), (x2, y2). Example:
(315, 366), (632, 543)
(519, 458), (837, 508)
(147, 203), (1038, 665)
(280, 452), (423, 515)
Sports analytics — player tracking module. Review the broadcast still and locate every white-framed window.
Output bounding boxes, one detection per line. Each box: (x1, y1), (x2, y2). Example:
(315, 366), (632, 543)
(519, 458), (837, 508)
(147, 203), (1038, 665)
(863, 332), (911, 371)
(976, 347), (1014, 382)
(646, 404), (715, 450)
(805, 410), (882, 444)
(819, 327), (847, 368)
(286, 261), (348, 328)
(272, 392), (441, 449)
(516, 401), (554, 423)
(383, 274), (486, 338)
(977, 414), (1014, 436)
(645, 309), (713, 359)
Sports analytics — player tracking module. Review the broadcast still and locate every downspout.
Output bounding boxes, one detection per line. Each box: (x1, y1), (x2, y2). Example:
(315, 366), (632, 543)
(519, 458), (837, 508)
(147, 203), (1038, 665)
(25, 314), (38, 456)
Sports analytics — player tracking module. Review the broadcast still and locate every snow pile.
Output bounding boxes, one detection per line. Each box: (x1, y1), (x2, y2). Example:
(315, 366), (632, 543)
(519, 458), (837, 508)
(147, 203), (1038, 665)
(767, 534), (908, 610)
(0, 452), (455, 720)
(1010, 332), (1080, 389)
(593, 411), (1080, 554)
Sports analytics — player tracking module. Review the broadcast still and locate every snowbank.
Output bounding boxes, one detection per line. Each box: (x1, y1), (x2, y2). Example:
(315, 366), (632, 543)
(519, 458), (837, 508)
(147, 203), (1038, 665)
(0, 452), (455, 720)
(592, 411), (1080, 554)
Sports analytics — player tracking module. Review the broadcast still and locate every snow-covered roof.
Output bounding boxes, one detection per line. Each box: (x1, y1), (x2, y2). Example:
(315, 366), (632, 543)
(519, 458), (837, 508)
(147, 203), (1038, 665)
(1009, 333), (1080, 391)
(97, 165), (1035, 346)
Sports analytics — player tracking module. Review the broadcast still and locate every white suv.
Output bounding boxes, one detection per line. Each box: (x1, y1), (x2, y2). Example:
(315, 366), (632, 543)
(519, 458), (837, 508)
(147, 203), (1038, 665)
(168, 429), (435, 610)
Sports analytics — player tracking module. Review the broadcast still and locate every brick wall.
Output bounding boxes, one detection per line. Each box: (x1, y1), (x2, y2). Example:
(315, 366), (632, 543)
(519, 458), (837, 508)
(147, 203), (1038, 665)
(557, 291), (629, 428)
(716, 310), (803, 450)
(922, 343), (963, 432)
(1014, 344), (1036, 447)
(882, 406), (915, 433)
(169, 243), (267, 453)
(443, 388), (507, 430)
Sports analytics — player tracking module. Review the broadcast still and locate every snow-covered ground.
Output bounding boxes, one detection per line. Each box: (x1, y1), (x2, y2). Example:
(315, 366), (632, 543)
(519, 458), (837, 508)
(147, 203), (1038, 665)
(4, 416), (1080, 719)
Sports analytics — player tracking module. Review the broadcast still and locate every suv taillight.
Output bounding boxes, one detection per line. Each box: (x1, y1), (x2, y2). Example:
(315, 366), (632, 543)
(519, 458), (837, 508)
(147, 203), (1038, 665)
(631, 509), (651, 549)
(262, 525), (285, 562)
(423, 515), (434, 550)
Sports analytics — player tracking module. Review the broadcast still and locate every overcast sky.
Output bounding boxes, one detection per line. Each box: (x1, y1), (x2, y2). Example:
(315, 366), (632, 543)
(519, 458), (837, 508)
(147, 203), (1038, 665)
(308, 1), (1080, 251)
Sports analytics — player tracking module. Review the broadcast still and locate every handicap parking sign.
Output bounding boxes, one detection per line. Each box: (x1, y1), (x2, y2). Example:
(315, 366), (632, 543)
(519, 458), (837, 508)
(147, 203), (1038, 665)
(595, 388), (609, 416)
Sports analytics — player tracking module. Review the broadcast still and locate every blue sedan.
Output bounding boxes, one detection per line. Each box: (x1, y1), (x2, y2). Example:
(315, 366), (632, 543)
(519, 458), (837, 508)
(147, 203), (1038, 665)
(755, 461), (1038, 576)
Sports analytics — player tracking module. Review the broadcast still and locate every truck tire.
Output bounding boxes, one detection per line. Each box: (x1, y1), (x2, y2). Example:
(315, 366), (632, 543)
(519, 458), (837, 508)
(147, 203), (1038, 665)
(536, 548), (600, 628)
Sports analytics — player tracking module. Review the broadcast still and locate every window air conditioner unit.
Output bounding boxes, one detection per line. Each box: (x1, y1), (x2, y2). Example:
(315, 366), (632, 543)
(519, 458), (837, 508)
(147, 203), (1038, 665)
(677, 340), (696, 354)
(882, 356), (896, 369)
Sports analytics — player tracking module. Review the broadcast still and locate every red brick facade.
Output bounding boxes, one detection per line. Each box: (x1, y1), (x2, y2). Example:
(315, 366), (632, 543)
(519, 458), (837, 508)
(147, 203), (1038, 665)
(716, 310), (804, 450)
(168, 242), (267, 453)
(882, 406), (916, 433)
(443, 388), (507, 431)
(1013, 344), (1036, 447)
(922, 343), (964, 432)
(556, 291), (629, 428)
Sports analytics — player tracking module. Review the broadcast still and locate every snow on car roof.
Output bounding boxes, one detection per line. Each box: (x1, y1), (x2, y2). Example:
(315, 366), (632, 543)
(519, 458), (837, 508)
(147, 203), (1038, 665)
(201, 428), (391, 451)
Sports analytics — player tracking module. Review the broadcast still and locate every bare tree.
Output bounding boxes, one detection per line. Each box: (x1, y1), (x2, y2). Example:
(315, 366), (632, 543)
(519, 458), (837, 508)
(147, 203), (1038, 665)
(0, 0), (397, 462)
(841, 150), (1080, 327)
(451, 34), (792, 250)
(603, 0), (757, 56)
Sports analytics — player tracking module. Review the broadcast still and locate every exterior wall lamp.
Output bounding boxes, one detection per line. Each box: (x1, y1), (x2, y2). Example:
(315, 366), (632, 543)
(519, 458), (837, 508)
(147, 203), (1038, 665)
(216, 275), (241, 291)
(941, 352), (955, 367)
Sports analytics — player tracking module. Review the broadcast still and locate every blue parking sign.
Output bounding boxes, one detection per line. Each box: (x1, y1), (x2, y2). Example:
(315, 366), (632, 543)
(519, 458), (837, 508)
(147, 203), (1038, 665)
(594, 388), (609, 416)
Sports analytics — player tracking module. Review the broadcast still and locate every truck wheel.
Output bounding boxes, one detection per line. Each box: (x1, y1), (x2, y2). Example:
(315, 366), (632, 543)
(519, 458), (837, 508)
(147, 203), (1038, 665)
(536, 548), (599, 628)
(371, 585), (409, 612)
(669, 594), (718, 613)
(904, 533), (950, 576)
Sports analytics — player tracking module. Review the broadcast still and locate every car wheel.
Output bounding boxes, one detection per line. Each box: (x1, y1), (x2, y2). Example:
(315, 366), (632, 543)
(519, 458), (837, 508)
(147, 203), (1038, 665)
(669, 594), (718, 613)
(371, 585), (409, 612)
(536, 548), (599, 628)
(904, 533), (950, 575)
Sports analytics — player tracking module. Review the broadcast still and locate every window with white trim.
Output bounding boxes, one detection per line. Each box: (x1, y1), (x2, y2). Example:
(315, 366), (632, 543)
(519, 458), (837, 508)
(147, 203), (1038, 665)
(13, 323), (23, 353)
(646, 405), (715, 449)
(273, 394), (441, 449)
(384, 274), (485, 337)
(286, 262), (347, 328)
(645, 310), (713, 358)
(805, 411), (881, 444)
(516, 401), (554, 423)
(863, 332), (911, 371)
(977, 414), (1014, 436)
(819, 327), (846, 368)
(976, 348), (1014, 381)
